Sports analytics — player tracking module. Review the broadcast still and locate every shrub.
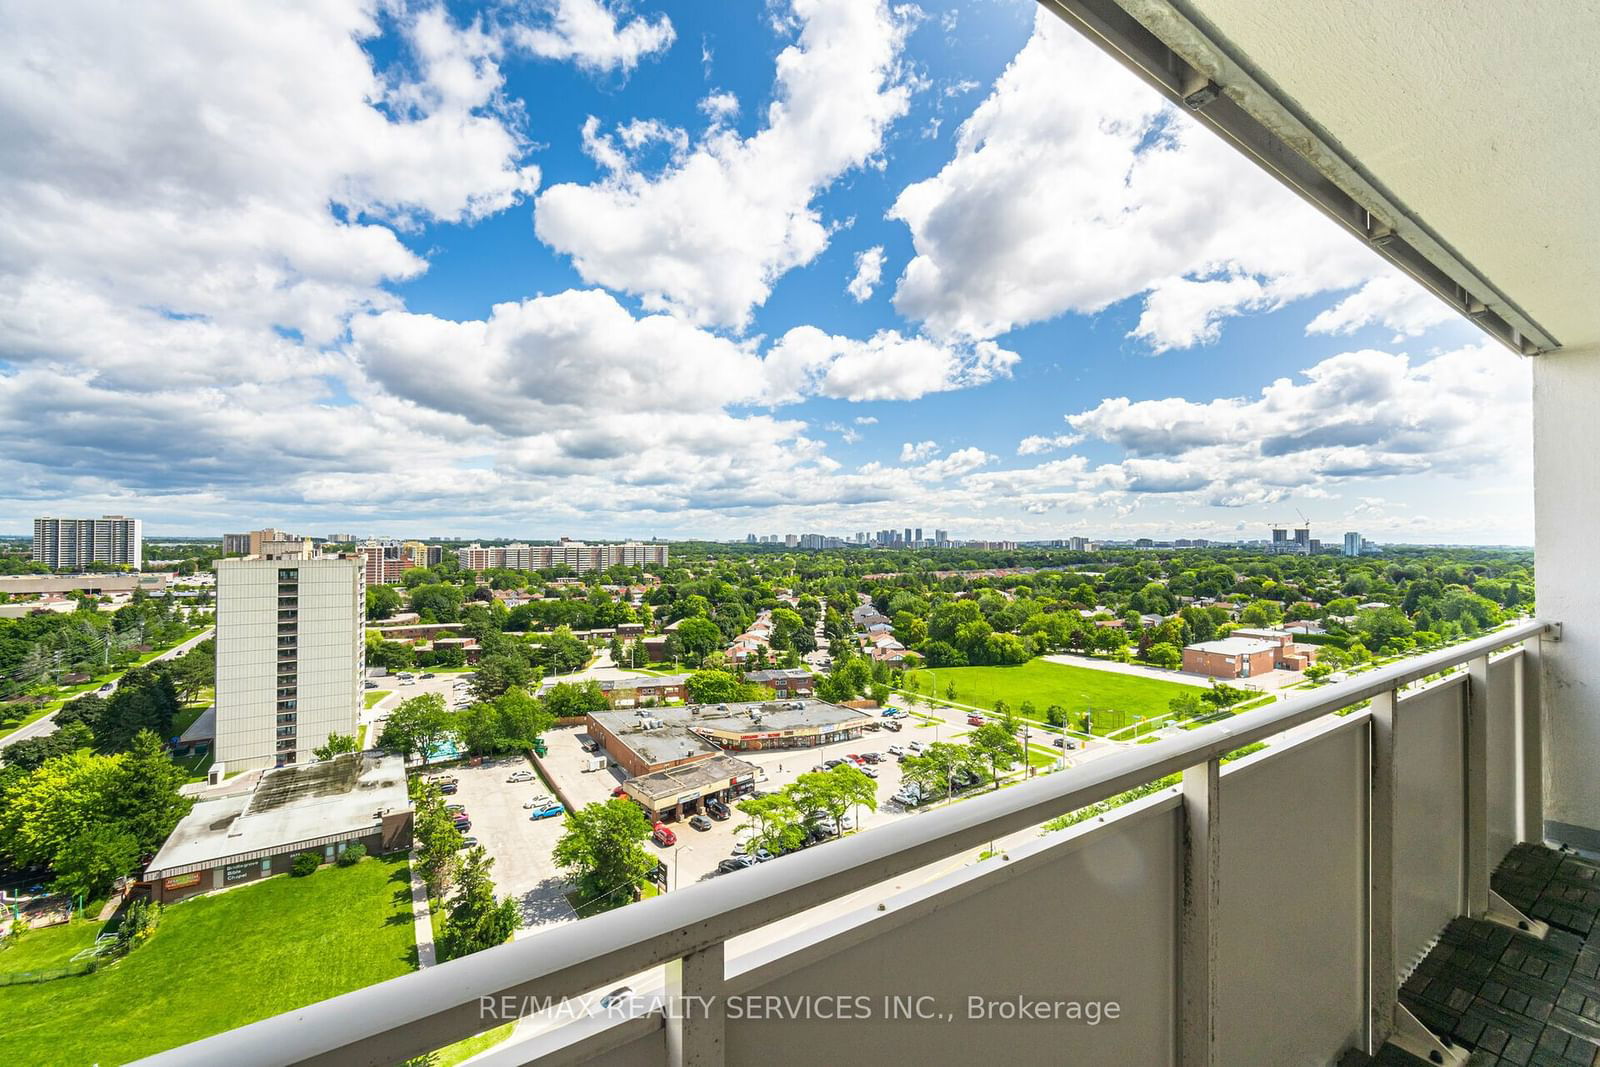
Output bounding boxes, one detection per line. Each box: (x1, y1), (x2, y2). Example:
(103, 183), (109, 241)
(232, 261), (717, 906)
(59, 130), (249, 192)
(336, 842), (367, 867)
(291, 851), (321, 877)
(111, 898), (162, 957)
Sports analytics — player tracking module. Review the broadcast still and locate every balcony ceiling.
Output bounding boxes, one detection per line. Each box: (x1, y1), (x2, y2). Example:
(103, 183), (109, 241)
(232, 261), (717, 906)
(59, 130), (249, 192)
(1052, 0), (1600, 352)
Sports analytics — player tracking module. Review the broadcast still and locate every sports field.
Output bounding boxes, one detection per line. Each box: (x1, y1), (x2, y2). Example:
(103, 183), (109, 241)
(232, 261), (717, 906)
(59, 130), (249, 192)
(904, 659), (1205, 735)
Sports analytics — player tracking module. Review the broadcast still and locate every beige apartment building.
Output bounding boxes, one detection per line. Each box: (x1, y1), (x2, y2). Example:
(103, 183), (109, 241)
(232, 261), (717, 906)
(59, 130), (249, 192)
(32, 515), (142, 570)
(214, 557), (363, 770)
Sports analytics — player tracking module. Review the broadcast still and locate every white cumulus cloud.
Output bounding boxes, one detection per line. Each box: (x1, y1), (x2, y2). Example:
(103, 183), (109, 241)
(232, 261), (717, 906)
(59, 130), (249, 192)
(846, 246), (886, 302)
(509, 0), (674, 73)
(889, 9), (1443, 351)
(533, 0), (915, 327)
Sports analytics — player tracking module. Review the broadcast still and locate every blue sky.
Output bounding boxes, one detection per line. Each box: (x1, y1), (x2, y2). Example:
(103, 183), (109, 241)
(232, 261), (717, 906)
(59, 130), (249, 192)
(0, 0), (1531, 544)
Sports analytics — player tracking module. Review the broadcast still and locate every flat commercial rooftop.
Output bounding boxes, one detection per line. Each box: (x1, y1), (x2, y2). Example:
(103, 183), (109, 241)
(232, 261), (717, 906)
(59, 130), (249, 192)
(626, 754), (759, 803)
(1188, 637), (1279, 656)
(146, 752), (409, 877)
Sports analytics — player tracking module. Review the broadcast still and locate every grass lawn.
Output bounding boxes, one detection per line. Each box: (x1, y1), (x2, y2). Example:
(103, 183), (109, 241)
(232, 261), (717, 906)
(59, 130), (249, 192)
(364, 689), (392, 709)
(172, 747), (214, 783)
(0, 919), (103, 975)
(0, 854), (416, 1065)
(904, 660), (1203, 737)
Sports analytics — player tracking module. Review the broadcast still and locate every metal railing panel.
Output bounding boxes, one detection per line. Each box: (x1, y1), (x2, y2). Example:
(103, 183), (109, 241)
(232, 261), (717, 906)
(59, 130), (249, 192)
(1393, 678), (1466, 975)
(1216, 719), (1368, 1063)
(1486, 651), (1522, 865)
(724, 800), (1181, 1065)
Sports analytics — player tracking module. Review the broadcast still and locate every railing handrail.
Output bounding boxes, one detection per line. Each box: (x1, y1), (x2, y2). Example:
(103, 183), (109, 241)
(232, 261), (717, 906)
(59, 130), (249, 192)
(140, 618), (1553, 1067)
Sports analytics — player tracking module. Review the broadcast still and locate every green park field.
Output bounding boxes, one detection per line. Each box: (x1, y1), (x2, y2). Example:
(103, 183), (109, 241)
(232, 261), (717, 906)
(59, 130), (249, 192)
(904, 659), (1206, 736)
(0, 854), (416, 1064)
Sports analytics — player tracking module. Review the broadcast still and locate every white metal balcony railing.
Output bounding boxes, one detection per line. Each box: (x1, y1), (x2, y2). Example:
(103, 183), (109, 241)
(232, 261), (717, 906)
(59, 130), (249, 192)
(142, 619), (1555, 1066)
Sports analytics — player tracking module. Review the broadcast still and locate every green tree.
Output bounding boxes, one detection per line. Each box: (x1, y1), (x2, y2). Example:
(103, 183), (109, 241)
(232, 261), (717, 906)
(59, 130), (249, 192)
(542, 680), (610, 719)
(553, 799), (655, 904)
(673, 617), (723, 663)
(53, 824), (141, 901)
(1145, 642), (1183, 669)
(968, 722), (1024, 790)
(685, 669), (754, 705)
(900, 741), (983, 801)
(366, 585), (403, 621)
(737, 791), (807, 855)
(410, 583), (465, 623)
(1168, 692), (1206, 720)
(439, 846), (519, 960)
(410, 780), (463, 897)
(787, 764), (876, 838)
(378, 693), (454, 764)
(313, 733), (360, 761)
(114, 730), (193, 853)
(468, 654), (535, 703)
(1044, 704), (1067, 728)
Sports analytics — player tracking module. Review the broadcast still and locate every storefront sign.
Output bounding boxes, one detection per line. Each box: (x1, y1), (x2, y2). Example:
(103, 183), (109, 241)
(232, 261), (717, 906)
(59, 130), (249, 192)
(163, 872), (201, 891)
(224, 862), (255, 884)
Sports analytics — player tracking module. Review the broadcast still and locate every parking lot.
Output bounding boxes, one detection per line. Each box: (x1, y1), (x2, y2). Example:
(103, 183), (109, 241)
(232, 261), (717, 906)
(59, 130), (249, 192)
(426, 755), (578, 933)
(537, 714), (950, 893)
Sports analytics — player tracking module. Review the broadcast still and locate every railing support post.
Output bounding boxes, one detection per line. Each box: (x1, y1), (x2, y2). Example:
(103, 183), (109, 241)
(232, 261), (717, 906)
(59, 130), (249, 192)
(1179, 757), (1219, 1067)
(1367, 689), (1398, 1053)
(1517, 639), (1546, 843)
(1464, 655), (1491, 918)
(665, 941), (725, 1067)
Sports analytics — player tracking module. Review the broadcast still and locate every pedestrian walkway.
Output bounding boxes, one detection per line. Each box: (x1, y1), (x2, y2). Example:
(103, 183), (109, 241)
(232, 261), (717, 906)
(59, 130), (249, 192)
(409, 850), (436, 968)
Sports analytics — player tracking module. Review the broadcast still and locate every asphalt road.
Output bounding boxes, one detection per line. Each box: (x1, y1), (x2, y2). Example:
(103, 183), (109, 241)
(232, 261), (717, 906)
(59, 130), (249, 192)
(0, 626), (215, 750)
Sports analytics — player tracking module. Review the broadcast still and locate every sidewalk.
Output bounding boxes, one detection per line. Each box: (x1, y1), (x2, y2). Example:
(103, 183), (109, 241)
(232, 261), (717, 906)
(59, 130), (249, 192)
(409, 851), (436, 968)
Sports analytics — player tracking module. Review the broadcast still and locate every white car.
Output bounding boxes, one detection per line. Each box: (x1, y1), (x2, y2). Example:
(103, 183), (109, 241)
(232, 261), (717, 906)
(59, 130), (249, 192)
(887, 745), (905, 756)
(907, 741), (926, 754)
(507, 770), (535, 783)
(522, 794), (555, 809)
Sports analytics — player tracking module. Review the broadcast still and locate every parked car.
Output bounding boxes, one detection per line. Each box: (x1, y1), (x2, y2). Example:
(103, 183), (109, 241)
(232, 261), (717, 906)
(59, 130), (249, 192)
(99, 683), (114, 692)
(860, 753), (882, 764)
(580, 739), (599, 753)
(652, 822), (677, 847)
(883, 720), (903, 732)
(599, 986), (633, 1010)
(420, 672), (436, 679)
(440, 783), (458, 795)
(523, 794), (556, 809)
(908, 740), (926, 754)
(427, 774), (458, 785)
(845, 754), (864, 764)
(399, 679), (417, 686)
(860, 766), (878, 778)
(967, 714), (986, 726)
(528, 804), (565, 820)
(751, 848), (774, 863)
(507, 770), (535, 783)
(612, 785), (628, 797)
(457, 836), (479, 849)
(453, 818), (472, 831)
(887, 745), (904, 756)
(705, 797), (731, 820)
(718, 856), (755, 874)
(445, 803), (466, 813)
(363, 680), (378, 689)
(688, 814), (713, 831)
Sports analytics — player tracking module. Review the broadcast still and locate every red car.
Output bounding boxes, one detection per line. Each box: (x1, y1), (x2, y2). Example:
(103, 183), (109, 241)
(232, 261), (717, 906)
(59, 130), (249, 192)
(652, 822), (677, 847)
(846, 754), (864, 764)
(612, 785), (627, 797)
(967, 714), (986, 726)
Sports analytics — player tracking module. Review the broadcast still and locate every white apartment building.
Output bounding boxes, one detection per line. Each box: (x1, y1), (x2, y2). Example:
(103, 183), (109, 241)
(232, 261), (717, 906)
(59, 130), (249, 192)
(214, 557), (363, 770)
(455, 540), (668, 574)
(32, 515), (142, 570)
